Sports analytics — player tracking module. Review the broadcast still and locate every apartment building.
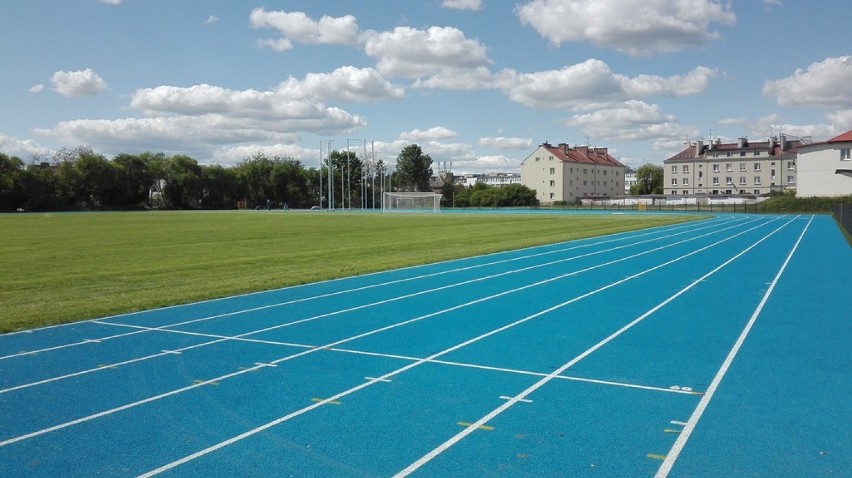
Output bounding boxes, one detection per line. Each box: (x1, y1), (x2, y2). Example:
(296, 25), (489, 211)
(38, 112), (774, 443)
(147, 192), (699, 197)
(520, 142), (625, 204)
(663, 134), (802, 196)
(795, 130), (852, 197)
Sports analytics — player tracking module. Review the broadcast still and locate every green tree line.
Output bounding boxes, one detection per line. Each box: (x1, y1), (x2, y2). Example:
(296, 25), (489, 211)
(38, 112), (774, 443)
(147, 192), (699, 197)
(0, 144), (539, 211)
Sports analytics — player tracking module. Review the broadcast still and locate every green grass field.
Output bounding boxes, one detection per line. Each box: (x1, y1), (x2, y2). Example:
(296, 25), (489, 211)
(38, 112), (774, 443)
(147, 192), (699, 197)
(0, 210), (701, 333)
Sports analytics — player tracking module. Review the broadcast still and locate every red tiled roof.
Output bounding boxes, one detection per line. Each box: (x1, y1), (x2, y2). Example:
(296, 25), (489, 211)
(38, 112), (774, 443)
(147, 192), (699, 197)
(827, 130), (852, 143)
(541, 143), (624, 167)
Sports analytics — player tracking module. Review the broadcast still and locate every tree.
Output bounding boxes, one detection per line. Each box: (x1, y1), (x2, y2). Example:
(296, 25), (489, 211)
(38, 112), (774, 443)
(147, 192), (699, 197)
(631, 164), (663, 195)
(0, 153), (25, 210)
(162, 155), (202, 208)
(395, 144), (432, 192)
(112, 153), (155, 207)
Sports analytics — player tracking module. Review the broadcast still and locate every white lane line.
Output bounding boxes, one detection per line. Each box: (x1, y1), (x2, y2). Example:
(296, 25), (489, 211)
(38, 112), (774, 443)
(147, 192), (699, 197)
(500, 396), (532, 403)
(365, 377), (392, 383)
(392, 216), (800, 477)
(136, 218), (785, 477)
(654, 214), (813, 478)
(332, 348), (702, 396)
(1, 218), (732, 359)
(670, 420), (688, 426)
(1, 217), (755, 394)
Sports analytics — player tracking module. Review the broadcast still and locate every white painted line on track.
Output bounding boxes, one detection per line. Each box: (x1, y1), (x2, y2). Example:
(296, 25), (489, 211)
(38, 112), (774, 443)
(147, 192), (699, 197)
(653, 215), (813, 478)
(500, 396), (532, 403)
(392, 216), (800, 477)
(135, 217), (789, 477)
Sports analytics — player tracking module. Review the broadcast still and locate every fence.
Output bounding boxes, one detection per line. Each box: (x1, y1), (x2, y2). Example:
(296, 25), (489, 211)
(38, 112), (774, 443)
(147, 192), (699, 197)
(833, 203), (852, 238)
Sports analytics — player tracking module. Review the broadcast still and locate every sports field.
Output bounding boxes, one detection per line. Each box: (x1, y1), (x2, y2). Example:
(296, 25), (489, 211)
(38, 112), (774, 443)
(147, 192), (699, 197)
(0, 212), (849, 477)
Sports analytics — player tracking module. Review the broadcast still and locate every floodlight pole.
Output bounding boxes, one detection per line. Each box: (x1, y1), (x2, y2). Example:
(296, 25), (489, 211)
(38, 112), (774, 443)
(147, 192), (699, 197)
(326, 140), (334, 211)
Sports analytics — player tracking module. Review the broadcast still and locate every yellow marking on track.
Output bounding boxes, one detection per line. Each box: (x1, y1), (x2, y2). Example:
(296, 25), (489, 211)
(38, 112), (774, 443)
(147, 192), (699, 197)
(457, 421), (494, 431)
(647, 453), (667, 461)
(311, 397), (341, 405)
(664, 428), (682, 433)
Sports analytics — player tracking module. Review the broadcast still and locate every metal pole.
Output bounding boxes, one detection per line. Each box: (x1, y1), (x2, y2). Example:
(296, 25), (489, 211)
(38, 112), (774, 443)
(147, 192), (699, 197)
(327, 140), (334, 210)
(319, 140), (323, 210)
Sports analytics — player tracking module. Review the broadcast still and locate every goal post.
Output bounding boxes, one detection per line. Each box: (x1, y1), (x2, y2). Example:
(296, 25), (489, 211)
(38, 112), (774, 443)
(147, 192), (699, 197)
(383, 192), (441, 212)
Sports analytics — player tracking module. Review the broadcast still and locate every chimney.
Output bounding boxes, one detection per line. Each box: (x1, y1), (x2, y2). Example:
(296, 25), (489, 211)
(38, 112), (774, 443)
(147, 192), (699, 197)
(558, 142), (570, 154)
(737, 137), (747, 148)
(780, 133), (787, 150)
(695, 140), (704, 156)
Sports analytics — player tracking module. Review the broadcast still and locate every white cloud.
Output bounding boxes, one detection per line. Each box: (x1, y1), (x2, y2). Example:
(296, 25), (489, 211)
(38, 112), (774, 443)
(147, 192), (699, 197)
(211, 143), (317, 165)
(275, 66), (404, 103)
(455, 155), (521, 173)
(203, 15), (218, 25)
(763, 56), (852, 108)
(441, 0), (483, 11)
(566, 100), (688, 142)
(29, 84), (44, 93)
(399, 127), (458, 141)
(98, 0), (121, 4)
(0, 133), (53, 159)
(478, 136), (533, 150)
(250, 9), (360, 48)
(827, 110), (852, 131)
(515, 0), (736, 56)
(623, 66), (718, 97)
(363, 26), (491, 79)
(505, 59), (715, 110)
(51, 68), (108, 97)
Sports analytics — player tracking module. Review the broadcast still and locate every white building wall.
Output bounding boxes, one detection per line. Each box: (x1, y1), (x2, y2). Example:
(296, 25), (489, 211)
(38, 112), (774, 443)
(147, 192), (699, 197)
(796, 143), (852, 197)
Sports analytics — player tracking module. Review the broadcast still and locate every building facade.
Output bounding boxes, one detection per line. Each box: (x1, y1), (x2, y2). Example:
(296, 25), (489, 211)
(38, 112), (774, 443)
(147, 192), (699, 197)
(663, 134), (802, 196)
(795, 130), (852, 197)
(520, 142), (626, 204)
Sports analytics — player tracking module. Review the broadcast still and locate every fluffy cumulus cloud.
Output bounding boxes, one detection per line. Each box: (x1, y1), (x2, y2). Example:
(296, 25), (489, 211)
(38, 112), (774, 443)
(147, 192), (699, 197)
(566, 100), (685, 141)
(212, 143), (317, 165)
(506, 59), (715, 110)
(515, 0), (736, 56)
(763, 56), (852, 108)
(363, 26), (491, 79)
(250, 9), (360, 50)
(478, 136), (533, 150)
(0, 133), (53, 159)
(441, 0), (482, 11)
(275, 66), (404, 103)
(399, 126), (458, 142)
(51, 68), (108, 97)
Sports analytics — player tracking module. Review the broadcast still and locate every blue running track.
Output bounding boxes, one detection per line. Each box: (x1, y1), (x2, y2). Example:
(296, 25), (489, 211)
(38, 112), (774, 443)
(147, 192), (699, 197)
(0, 213), (849, 477)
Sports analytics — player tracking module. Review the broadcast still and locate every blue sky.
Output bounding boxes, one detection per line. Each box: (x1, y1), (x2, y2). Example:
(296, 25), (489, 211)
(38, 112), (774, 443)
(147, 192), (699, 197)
(1, 0), (850, 172)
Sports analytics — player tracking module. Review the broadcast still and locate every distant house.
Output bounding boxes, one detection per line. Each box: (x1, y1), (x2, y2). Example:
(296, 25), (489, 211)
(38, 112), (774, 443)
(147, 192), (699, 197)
(662, 134), (803, 196)
(795, 130), (852, 197)
(520, 142), (625, 205)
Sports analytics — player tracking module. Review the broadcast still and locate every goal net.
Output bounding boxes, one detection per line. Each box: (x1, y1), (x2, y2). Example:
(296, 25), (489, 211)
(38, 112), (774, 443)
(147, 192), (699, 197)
(383, 192), (441, 212)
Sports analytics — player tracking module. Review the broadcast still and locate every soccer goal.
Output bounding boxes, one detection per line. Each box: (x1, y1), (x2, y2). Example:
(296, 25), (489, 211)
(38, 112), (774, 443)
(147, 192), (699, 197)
(383, 192), (441, 212)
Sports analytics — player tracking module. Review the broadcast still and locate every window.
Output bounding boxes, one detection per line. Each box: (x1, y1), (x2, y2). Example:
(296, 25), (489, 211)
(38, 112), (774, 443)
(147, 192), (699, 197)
(754, 176), (761, 185)
(726, 163), (733, 172)
(683, 165), (689, 173)
(842, 148), (852, 161)
(549, 192), (554, 199)
(787, 175), (795, 184)
(754, 163), (761, 171)
(754, 150), (760, 156)
(671, 165), (678, 173)
(771, 169), (776, 180)
(787, 161), (795, 171)
(713, 164), (720, 172)
(754, 189), (761, 195)
(549, 180), (555, 187)
(740, 151), (746, 157)
(739, 163), (746, 171)
(739, 177), (747, 185)
(713, 177), (720, 186)
(683, 178), (689, 186)
(671, 178), (678, 186)
(726, 152), (732, 158)
(549, 167), (555, 175)
(725, 176), (733, 185)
